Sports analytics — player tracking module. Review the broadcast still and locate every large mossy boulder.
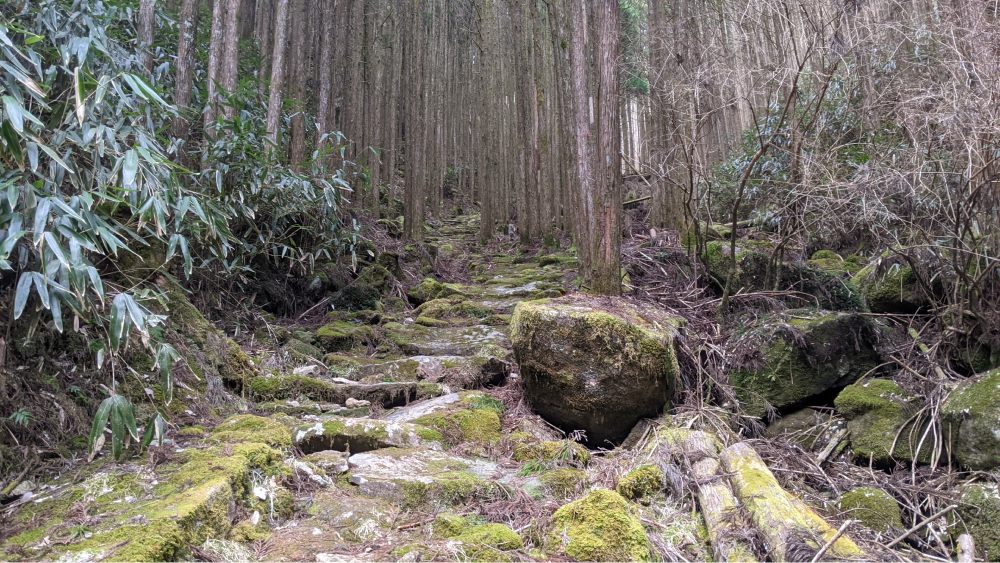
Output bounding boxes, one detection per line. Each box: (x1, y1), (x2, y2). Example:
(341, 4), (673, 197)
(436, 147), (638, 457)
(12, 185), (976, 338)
(956, 484), (1000, 561)
(733, 310), (882, 417)
(315, 321), (375, 352)
(544, 489), (652, 562)
(941, 368), (1000, 470)
(851, 254), (928, 313)
(702, 240), (866, 311)
(834, 379), (932, 464)
(510, 296), (681, 446)
(407, 277), (443, 305)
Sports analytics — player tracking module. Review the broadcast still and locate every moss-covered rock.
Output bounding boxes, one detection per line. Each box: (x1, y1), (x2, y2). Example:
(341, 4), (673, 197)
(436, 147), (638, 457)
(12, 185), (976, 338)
(732, 310), (882, 417)
(2, 442), (285, 562)
(535, 468), (587, 499)
(956, 484), (1000, 561)
(308, 490), (396, 542)
(212, 415), (292, 448)
(433, 513), (472, 538)
(315, 322), (375, 353)
(414, 408), (502, 445)
(332, 286), (381, 312)
(451, 301), (492, 318)
(512, 440), (591, 466)
(834, 379), (932, 464)
(414, 298), (452, 319)
(376, 251), (404, 280)
(702, 240), (866, 311)
(407, 278), (443, 305)
(545, 489), (652, 562)
(511, 296), (680, 446)
(851, 254), (928, 313)
(941, 368), (1000, 470)
(839, 487), (902, 533)
(455, 523), (524, 562)
(292, 418), (444, 454)
(616, 465), (663, 501)
(283, 338), (323, 360)
(347, 447), (497, 508)
(416, 315), (450, 328)
(247, 374), (445, 407)
(254, 325), (291, 346)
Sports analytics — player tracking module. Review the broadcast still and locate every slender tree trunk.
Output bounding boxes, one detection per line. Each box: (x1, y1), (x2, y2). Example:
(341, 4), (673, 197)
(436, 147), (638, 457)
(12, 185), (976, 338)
(138, 0), (156, 75)
(172, 0), (200, 141)
(264, 0), (290, 155)
(220, 0), (241, 118)
(205, 0), (227, 129)
(287, 0), (308, 168)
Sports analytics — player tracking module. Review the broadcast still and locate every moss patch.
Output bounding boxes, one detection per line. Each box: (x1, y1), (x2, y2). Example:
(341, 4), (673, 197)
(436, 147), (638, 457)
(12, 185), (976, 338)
(545, 489), (652, 562)
(433, 513), (472, 538)
(315, 322), (375, 353)
(941, 368), (1000, 470)
(414, 409), (502, 445)
(835, 379), (932, 464)
(212, 415), (292, 448)
(956, 484), (1000, 561)
(456, 523), (524, 562)
(839, 487), (902, 533)
(513, 440), (591, 466)
(616, 465), (663, 501)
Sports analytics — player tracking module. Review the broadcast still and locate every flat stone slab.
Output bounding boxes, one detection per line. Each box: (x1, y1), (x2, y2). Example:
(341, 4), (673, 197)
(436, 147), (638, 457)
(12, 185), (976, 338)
(389, 324), (509, 356)
(384, 392), (463, 422)
(293, 418), (444, 454)
(248, 374), (447, 408)
(347, 448), (499, 507)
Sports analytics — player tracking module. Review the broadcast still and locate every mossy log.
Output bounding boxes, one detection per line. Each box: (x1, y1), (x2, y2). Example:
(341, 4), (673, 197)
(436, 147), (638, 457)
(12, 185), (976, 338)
(691, 457), (758, 562)
(720, 442), (864, 561)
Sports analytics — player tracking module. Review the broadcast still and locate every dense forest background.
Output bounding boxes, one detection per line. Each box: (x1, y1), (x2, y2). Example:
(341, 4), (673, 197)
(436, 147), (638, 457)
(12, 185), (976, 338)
(1, 0), (999, 559)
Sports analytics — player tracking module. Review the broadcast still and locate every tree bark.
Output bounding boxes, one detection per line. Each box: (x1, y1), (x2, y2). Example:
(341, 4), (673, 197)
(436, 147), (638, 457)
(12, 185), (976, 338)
(264, 0), (290, 155)
(205, 0), (227, 129)
(138, 0), (156, 75)
(220, 0), (241, 118)
(172, 0), (200, 141)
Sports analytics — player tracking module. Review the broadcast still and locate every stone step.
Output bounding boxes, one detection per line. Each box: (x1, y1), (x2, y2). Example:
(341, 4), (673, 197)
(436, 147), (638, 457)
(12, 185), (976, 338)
(247, 374), (447, 408)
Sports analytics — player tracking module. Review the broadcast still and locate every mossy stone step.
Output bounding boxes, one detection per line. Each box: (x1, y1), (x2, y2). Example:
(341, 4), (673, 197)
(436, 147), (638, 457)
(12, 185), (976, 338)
(346, 447), (499, 509)
(292, 418), (445, 454)
(248, 374), (446, 408)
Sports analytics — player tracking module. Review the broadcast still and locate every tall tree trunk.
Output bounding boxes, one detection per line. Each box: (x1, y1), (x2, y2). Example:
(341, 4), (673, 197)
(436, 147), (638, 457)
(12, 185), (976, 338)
(265, 0), (290, 155)
(220, 0), (241, 118)
(205, 0), (227, 130)
(172, 0), (200, 141)
(287, 0), (308, 168)
(138, 0), (156, 75)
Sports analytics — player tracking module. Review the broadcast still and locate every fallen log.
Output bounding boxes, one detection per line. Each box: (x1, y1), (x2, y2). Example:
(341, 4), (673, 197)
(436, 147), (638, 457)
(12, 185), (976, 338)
(720, 442), (864, 562)
(691, 456), (758, 562)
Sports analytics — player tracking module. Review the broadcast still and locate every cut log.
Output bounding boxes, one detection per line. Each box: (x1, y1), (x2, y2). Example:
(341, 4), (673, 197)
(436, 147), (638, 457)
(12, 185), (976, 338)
(720, 442), (864, 562)
(691, 456), (758, 562)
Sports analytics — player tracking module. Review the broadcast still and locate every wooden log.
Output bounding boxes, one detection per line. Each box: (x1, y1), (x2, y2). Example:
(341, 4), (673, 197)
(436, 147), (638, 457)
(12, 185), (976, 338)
(691, 456), (758, 562)
(720, 442), (864, 562)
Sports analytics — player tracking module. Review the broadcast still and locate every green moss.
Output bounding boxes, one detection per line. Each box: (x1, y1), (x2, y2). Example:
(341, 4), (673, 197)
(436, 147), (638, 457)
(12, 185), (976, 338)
(835, 379), (932, 464)
(408, 278), (443, 304)
(468, 395), (505, 415)
(545, 489), (652, 562)
(482, 314), (511, 326)
(451, 302), (492, 318)
(703, 240), (865, 311)
(851, 256), (925, 313)
(315, 322), (375, 352)
(212, 415), (292, 448)
(283, 337), (323, 359)
(456, 524), (524, 562)
(941, 368), (1000, 470)
(254, 325), (290, 345)
(356, 264), (393, 294)
(434, 513), (472, 538)
(956, 484), (1000, 561)
(839, 487), (902, 533)
(228, 521), (271, 542)
(414, 298), (452, 319)
(732, 311), (881, 417)
(538, 468), (587, 499)
(811, 250), (841, 260)
(416, 315), (450, 328)
(415, 409), (502, 445)
(513, 440), (591, 466)
(616, 465), (663, 501)
(177, 426), (205, 437)
(332, 286), (382, 312)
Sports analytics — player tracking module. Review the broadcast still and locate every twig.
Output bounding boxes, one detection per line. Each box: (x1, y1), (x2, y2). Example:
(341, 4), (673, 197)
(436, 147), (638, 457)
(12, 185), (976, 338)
(885, 505), (958, 549)
(296, 296), (332, 320)
(810, 519), (854, 563)
(816, 428), (849, 466)
(0, 464), (31, 497)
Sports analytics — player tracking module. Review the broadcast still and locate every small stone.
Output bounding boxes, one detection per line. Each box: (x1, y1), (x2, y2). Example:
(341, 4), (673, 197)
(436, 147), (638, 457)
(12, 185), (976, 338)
(250, 510), (261, 525)
(11, 480), (36, 496)
(294, 365), (322, 376)
(346, 398), (371, 408)
(253, 486), (268, 500)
